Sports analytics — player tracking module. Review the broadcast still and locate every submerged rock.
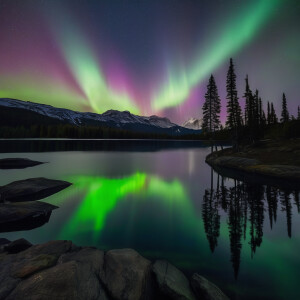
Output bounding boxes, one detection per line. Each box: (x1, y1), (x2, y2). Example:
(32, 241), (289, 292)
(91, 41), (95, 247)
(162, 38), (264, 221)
(191, 274), (229, 300)
(152, 260), (196, 300)
(0, 201), (58, 233)
(0, 177), (71, 202)
(0, 158), (44, 169)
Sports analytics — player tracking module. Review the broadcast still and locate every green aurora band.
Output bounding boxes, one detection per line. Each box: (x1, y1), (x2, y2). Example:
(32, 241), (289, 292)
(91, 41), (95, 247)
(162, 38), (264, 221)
(52, 14), (140, 115)
(152, 0), (282, 111)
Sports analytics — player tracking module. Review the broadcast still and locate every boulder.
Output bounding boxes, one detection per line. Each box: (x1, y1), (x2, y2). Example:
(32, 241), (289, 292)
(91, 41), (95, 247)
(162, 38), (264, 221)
(6, 260), (109, 300)
(4, 238), (32, 254)
(0, 201), (58, 233)
(0, 240), (230, 300)
(191, 274), (229, 300)
(0, 158), (44, 169)
(152, 260), (196, 300)
(16, 240), (73, 260)
(101, 248), (151, 300)
(11, 254), (58, 278)
(0, 177), (71, 202)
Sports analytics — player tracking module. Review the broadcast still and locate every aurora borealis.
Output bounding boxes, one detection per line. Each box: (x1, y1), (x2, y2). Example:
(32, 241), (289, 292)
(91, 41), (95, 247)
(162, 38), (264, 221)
(0, 0), (299, 123)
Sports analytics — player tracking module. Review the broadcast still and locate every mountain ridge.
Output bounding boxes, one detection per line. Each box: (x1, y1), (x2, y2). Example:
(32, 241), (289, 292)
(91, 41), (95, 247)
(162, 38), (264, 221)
(0, 98), (201, 136)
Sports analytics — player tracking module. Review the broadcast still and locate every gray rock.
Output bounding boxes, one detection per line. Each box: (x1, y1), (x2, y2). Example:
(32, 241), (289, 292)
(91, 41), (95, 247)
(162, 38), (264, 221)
(0, 251), (22, 299)
(0, 201), (58, 233)
(101, 248), (151, 300)
(11, 254), (58, 278)
(6, 260), (109, 300)
(0, 240), (229, 300)
(4, 238), (32, 254)
(0, 177), (71, 202)
(0, 158), (44, 169)
(191, 274), (230, 300)
(16, 240), (73, 260)
(152, 260), (196, 300)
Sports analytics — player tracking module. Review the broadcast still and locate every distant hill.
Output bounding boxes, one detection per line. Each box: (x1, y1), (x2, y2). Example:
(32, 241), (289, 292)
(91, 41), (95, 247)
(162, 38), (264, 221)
(0, 98), (201, 137)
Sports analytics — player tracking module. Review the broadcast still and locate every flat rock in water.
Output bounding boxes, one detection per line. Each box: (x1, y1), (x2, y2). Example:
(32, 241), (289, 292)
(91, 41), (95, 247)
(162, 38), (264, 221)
(0, 158), (44, 169)
(0, 201), (58, 233)
(0, 177), (71, 202)
(191, 274), (229, 300)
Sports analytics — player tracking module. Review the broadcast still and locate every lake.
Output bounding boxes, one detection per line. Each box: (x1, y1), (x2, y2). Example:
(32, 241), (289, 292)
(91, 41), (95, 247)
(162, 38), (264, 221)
(0, 139), (299, 300)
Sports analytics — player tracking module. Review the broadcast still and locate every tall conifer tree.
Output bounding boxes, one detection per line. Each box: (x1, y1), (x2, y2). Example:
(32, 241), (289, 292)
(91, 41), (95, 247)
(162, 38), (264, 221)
(271, 103), (278, 124)
(226, 58), (242, 129)
(202, 75), (221, 133)
(244, 75), (253, 126)
(281, 93), (289, 122)
(267, 102), (271, 125)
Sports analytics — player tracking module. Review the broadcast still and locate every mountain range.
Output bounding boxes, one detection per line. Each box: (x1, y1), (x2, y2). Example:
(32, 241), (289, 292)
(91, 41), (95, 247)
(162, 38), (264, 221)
(0, 98), (201, 136)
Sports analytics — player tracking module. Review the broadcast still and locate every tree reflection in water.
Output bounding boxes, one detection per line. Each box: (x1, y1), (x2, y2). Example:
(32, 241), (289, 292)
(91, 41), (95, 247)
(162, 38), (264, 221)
(202, 167), (299, 279)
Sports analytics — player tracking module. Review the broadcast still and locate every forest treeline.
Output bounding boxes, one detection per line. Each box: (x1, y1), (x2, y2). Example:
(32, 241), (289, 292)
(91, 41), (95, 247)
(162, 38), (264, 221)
(201, 58), (300, 144)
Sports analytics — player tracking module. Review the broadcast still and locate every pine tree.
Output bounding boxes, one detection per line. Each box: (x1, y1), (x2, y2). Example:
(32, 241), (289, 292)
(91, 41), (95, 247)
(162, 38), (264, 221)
(298, 106), (300, 120)
(202, 75), (221, 133)
(244, 75), (253, 126)
(254, 90), (260, 128)
(267, 102), (271, 125)
(281, 93), (289, 123)
(226, 58), (242, 129)
(271, 103), (278, 124)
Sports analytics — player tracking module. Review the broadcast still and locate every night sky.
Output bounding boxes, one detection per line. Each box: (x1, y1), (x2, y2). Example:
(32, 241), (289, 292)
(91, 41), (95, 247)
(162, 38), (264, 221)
(0, 0), (299, 124)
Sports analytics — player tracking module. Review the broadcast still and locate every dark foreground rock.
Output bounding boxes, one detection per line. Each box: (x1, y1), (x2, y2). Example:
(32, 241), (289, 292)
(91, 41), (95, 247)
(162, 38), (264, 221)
(0, 177), (71, 202)
(0, 158), (44, 169)
(0, 239), (230, 300)
(0, 201), (58, 232)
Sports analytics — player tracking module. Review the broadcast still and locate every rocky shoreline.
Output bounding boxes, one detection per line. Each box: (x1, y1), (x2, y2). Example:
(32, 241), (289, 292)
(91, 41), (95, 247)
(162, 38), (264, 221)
(206, 140), (300, 186)
(0, 238), (229, 300)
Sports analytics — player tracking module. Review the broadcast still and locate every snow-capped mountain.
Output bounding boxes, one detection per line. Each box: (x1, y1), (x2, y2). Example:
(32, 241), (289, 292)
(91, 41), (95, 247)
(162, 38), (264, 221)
(0, 98), (200, 136)
(182, 118), (202, 130)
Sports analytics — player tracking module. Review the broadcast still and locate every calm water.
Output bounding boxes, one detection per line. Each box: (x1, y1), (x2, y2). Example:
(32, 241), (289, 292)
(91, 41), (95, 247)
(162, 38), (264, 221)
(1, 140), (299, 300)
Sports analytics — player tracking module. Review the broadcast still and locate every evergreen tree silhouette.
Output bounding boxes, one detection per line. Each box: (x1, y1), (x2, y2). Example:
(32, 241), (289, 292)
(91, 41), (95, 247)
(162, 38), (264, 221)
(202, 75), (221, 133)
(280, 93), (289, 123)
(228, 180), (243, 279)
(294, 190), (300, 213)
(220, 176), (228, 212)
(226, 58), (242, 130)
(267, 101), (271, 125)
(297, 106), (300, 120)
(247, 184), (265, 257)
(244, 75), (253, 127)
(280, 190), (292, 238)
(266, 186), (278, 229)
(202, 168), (220, 253)
(270, 103), (278, 124)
